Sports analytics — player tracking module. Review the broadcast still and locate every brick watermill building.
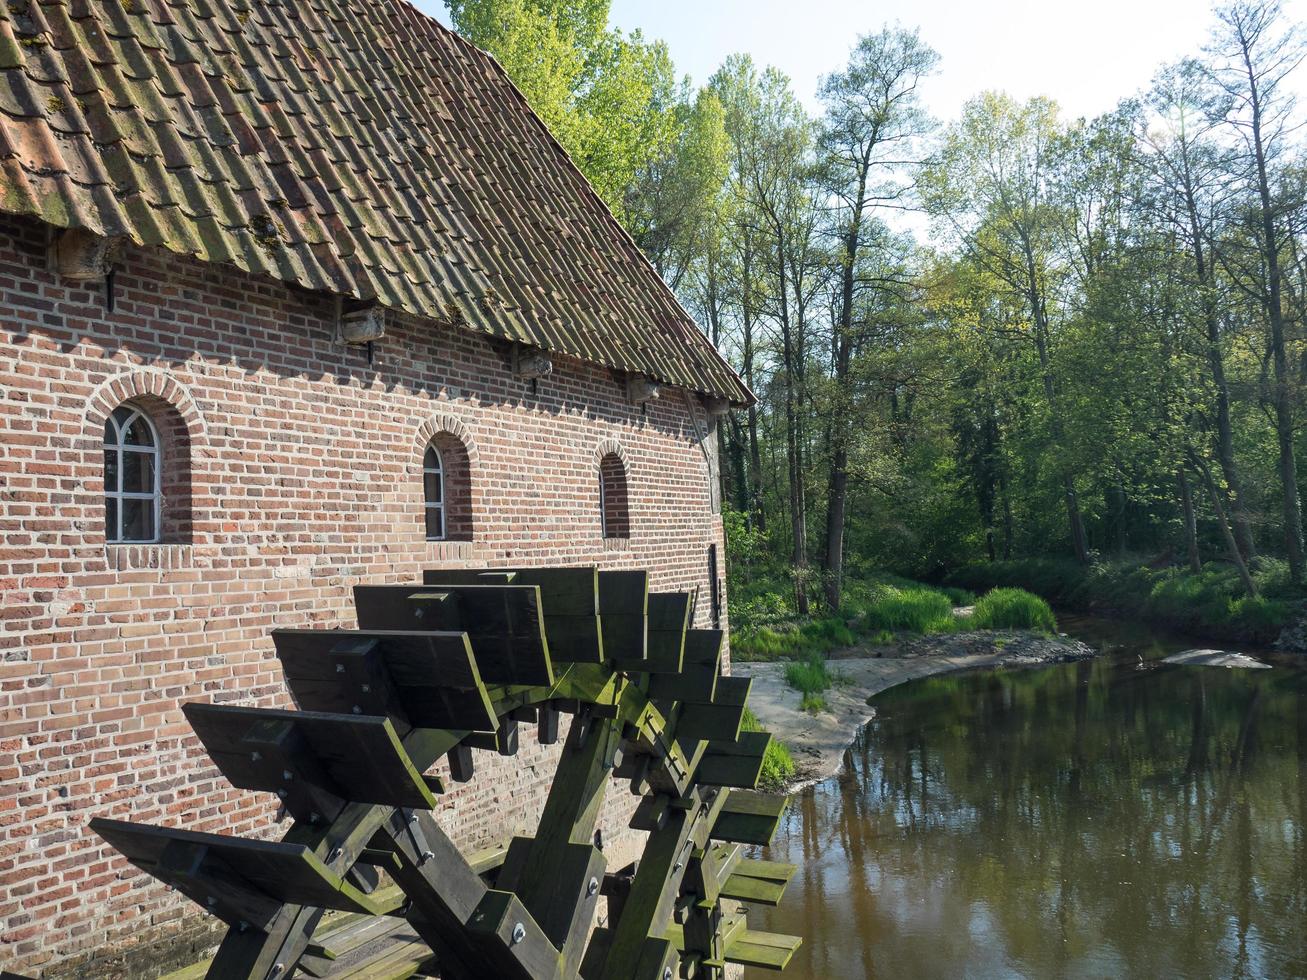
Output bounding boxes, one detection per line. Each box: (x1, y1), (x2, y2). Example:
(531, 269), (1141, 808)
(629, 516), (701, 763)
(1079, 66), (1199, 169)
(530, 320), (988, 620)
(0, 2), (801, 978)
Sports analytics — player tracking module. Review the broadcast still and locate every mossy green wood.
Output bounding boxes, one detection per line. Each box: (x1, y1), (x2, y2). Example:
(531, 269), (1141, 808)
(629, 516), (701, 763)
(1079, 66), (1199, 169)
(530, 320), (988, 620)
(87, 819), (388, 927)
(182, 704), (439, 821)
(90, 564), (800, 980)
(271, 629), (497, 732)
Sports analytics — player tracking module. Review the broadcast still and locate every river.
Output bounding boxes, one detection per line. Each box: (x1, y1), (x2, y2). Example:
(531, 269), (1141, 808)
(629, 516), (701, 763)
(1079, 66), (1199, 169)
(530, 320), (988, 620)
(744, 614), (1307, 979)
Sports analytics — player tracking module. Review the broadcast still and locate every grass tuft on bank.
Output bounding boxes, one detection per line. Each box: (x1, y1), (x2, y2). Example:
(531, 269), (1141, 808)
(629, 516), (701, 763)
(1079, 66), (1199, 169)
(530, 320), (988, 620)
(782, 653), (835, 712)
(971, 588), (1056, 632)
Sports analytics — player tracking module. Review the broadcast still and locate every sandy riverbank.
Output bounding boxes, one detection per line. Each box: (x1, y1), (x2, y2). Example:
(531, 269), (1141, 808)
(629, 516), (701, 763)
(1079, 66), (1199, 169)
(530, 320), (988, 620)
(734, 631), (1095, 791)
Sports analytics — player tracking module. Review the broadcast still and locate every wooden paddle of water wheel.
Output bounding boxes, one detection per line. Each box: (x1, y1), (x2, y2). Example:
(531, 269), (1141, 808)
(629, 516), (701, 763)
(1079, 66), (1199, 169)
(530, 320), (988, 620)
(90, 567), (801, 979)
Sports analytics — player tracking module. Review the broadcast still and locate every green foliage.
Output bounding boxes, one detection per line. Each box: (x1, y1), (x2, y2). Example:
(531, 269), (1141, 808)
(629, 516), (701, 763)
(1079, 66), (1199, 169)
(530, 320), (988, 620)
(731, 569), (967, 661)
(783, 652), (835, 697)
(799, 692), (828, 713)
(971, 588), (1057, 633)
(948, 559), (1296, 643)
(742, 707), (797, 789)
(733, 617), (854, 662)
(446, 0), (686, 221)
(856, 584), (957, 634)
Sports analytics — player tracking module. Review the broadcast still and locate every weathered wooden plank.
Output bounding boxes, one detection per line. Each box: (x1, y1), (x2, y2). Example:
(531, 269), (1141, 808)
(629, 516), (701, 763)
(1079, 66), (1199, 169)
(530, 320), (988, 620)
(642, 592), (690, 674)
(709, 674), (751, 706)
(339, 937), (435, 980)
(306, 913), (405, 962)
(183, 704), (437, 819)
(272, 629), (497, 732)
(673, 702), (745, 743)
(723, 930), (802, 970)
(709, 790), (789, 846)
(354, 585), (555, 687)
(730, 858), (796, 887)
(600, 570), (647, 668)
(719, 872), (787, 906)
(352, 587), (460, 631)
(696, 731), (771, 789)
(646, 629), (721, 703)
(89, 820), (385, 929)
(426, 567), (603, 663)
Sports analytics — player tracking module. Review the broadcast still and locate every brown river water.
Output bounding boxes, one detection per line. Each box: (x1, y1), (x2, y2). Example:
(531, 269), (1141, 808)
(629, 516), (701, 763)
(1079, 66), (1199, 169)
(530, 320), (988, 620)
(745, 615), (1307, 979)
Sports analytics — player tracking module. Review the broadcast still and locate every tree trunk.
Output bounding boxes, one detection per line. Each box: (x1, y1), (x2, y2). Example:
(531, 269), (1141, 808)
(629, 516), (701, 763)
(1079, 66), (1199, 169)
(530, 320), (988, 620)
(775, 238), (808, 616)
(1242, 31), (1303, 582)
(1178, 466), (1202, 574)
(821, 165), (869, 611)
(1000, 469), (1014, 561)
(1193, 452), (1258, 597)
(1026, 248), (1089, 563)
(1188, 200), (1256, 563)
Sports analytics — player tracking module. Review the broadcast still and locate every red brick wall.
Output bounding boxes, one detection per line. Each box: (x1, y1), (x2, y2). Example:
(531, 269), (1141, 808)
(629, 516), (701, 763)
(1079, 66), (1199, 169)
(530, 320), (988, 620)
(0, 215), (730, 977)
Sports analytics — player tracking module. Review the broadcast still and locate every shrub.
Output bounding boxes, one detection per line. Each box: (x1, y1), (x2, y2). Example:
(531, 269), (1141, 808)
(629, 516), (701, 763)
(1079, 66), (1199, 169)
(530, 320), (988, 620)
(971, 588), (1057, 632)
(742, 707), (796, 789)
(946, 557), (1297, 643)
(859, 585), (956, 634)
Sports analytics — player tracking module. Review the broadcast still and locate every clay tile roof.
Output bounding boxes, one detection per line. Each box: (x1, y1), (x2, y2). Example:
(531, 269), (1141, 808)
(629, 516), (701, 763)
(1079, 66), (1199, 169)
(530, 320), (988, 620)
(0, 0), (750, 405)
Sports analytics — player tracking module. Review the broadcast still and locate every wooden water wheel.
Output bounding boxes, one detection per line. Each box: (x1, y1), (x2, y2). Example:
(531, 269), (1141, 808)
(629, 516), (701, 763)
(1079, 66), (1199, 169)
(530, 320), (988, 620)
(91, 567), (801, 979)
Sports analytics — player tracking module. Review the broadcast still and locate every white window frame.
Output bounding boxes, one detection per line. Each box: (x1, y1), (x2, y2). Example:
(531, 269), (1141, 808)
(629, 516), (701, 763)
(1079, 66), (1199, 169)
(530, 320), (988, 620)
(103, 405), (162, 544)
(424, 444), (446, 541)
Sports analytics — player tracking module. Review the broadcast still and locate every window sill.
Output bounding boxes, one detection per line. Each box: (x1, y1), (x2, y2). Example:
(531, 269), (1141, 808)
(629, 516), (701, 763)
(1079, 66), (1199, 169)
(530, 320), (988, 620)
(426, 539), (475, 560)
(104, 542), (194, 571)
(601, 537), (633, 552)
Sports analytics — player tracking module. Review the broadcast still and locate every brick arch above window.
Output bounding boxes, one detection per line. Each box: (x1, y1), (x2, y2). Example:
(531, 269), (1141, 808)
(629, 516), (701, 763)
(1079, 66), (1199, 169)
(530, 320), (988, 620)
(416, 412), (476, 542)
(85, 370), (206, 548)
(593, 438), (630, 471)
(415, 412), (480, 466)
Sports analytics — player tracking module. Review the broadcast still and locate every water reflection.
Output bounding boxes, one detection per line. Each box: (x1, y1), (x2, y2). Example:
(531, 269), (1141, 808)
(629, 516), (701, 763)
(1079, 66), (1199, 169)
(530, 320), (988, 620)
(747, 621), (1307, 979)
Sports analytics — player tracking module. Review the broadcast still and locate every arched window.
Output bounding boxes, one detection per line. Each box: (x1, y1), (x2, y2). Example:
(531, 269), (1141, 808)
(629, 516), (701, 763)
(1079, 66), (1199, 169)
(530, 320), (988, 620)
(599, 452), (631, 539)
(420, 429), (472, 543)
(103, 404), (161, 543)
(424, 444), (446, 540)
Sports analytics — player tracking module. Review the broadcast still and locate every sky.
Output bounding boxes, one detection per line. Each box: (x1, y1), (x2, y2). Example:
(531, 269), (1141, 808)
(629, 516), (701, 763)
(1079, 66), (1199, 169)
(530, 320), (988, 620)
(420, 0), (1307, 124)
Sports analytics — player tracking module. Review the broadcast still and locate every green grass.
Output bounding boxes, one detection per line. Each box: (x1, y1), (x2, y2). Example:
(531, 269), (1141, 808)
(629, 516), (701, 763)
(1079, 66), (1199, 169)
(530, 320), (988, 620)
(732, 616), (855, 662)
(799, 692), (827, 713)
(971, 588), (1057, 632)
(783, 653), (833, 697)
(731, 572), (967, 662)
(857, 584), (957, 634)
(741, 707), (796, 789)
(947, 557), (1298, 643)
(783, 652), (840, 714)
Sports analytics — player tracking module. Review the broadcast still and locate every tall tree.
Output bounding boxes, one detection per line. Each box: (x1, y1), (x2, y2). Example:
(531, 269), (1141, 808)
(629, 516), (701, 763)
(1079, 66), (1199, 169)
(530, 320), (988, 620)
(816, 26), (938, 608)
(922, 94), (1091, 563)
(1143, 59), (1258, 562)
(1205, 0), (1307, 581)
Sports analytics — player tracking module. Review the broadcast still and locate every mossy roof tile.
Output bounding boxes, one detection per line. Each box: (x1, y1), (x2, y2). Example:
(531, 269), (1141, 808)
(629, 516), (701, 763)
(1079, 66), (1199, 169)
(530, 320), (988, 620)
(0, 0), (749, 403)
